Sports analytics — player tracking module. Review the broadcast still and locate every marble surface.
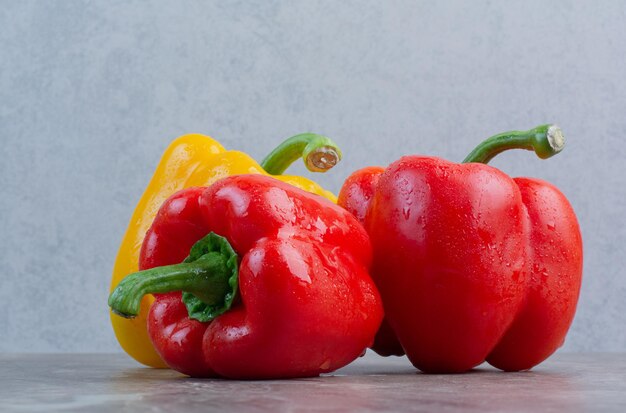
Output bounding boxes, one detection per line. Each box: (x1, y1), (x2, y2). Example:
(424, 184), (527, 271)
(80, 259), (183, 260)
(1, 353), (625, 412)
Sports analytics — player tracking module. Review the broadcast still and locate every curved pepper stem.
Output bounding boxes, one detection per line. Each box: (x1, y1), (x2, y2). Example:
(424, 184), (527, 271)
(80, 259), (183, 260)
(108, 233), (239, 323)
(261, 133), (343, 175)
(463, 124), (564, 164)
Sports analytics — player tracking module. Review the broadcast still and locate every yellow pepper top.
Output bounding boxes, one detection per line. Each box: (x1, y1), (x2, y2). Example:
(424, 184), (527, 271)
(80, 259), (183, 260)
(110, 133), (341, 368)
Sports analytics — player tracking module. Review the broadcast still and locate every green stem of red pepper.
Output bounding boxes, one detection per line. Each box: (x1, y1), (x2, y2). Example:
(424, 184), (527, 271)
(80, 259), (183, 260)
(108, 233), (239, 322)
(261, 133), (343, 174)
(463, 124), (564, 164)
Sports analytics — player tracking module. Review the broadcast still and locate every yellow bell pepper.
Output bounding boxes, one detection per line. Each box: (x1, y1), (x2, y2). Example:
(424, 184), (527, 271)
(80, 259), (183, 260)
(110, 133), (342, 367)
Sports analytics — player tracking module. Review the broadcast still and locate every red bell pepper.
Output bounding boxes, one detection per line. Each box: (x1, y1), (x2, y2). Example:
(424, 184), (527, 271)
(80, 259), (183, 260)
(109, 174), (382, 379)
(338, 125), (583, 372)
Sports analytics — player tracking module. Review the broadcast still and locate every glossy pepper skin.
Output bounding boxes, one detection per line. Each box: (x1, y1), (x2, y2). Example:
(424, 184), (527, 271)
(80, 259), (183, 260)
(110, 174), (383, 379)
(338, 125), (583, 372)
(110, 133), (342, 368)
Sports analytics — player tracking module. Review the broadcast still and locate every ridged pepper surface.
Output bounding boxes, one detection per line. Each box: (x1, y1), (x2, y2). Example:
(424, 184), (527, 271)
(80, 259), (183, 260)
(338, 125), (583, 372)
(109, 174), (383, 378)
(110, 133), (342, 367)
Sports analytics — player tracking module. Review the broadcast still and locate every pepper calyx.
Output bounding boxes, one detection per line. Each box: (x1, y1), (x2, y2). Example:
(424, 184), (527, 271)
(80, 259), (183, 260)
(108, 233), (239, 323)
(181, 233), (239, 322)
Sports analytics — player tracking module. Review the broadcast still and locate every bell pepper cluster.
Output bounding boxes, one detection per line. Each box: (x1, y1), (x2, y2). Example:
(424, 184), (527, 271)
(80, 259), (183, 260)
(109, 125), (582, 378)
(109, 133), (343, 368)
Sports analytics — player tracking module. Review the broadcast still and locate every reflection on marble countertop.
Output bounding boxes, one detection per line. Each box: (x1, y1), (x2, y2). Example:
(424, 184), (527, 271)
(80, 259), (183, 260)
(1, 353), (625, 412)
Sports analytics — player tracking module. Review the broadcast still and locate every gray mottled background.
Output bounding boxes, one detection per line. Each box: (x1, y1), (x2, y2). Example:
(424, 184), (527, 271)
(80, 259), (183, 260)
(1, 0), (624, 353)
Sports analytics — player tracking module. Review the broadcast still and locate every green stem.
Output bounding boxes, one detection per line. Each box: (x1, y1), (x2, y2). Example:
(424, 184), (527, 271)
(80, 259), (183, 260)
(261, 133), (343, 175)
(108, 233), (239, 322)
(108, 256), (229, 318)
(463, 124), (564, 164)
